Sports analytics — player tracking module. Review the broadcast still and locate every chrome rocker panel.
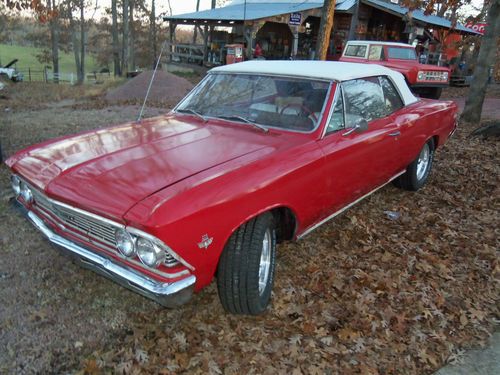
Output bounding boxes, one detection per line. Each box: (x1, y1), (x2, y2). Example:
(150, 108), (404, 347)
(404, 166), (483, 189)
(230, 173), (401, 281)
(12, 199), (196, 308)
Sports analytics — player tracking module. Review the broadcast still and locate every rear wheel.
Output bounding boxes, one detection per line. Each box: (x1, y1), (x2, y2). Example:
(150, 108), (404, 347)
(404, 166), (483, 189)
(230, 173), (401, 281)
(217, 212), (276, 315)
(395, 140), (434, 191)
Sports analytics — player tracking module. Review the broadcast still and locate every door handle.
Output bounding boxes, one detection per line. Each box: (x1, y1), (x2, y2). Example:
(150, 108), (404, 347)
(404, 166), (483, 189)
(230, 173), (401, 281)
(389, 131), (401, 137)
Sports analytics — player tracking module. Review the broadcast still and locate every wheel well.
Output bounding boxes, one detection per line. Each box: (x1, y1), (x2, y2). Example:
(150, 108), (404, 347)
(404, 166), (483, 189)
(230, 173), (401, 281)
(270, 207), (297, 243)
(431, 135), (439, 149)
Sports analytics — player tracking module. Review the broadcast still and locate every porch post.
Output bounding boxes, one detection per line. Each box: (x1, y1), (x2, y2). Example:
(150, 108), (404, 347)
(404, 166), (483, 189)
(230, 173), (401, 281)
(348, 0), (360, 40)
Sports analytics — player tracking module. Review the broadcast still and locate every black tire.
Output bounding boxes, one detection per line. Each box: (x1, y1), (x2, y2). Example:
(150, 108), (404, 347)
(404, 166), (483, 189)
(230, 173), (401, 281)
(394, 139), (435, 191)
(217, 212), (276, 315)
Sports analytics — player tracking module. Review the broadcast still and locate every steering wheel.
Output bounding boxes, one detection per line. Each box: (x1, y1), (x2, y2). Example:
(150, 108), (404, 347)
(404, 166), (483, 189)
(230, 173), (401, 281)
(280, 103), (318, 122)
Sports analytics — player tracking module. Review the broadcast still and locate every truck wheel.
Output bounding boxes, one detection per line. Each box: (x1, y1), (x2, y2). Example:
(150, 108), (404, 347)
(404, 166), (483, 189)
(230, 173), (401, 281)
(394, 139), (434, 191)
(217, 212), (276, 315)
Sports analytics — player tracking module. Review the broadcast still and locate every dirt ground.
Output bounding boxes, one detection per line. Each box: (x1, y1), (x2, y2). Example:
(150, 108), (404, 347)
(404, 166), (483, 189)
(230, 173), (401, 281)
(0, 81), (498, 374)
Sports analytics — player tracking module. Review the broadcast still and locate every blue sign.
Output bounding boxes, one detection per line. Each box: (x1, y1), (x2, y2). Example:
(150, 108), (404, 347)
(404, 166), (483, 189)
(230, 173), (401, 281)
(289, 13), (302, 26)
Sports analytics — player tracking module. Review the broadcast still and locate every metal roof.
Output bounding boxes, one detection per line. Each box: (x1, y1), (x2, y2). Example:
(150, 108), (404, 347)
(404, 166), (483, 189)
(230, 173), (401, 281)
(165, 0), (479, 35)
(164, 0), (355, 21)
(363, 0), (480, 34)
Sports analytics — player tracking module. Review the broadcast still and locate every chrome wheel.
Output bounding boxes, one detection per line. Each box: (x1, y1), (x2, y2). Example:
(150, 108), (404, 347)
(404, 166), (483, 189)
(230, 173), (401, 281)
(416, 143), (430, 181)
(258, 229), (272, 296)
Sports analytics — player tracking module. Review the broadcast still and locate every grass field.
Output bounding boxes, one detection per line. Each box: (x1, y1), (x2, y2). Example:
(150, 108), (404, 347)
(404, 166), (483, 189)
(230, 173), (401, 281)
(0, 43), (100, 77)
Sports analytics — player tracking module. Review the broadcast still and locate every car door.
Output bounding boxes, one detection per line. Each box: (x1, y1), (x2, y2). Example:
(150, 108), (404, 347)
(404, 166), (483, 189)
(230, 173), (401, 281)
(317, 77), (402, 215)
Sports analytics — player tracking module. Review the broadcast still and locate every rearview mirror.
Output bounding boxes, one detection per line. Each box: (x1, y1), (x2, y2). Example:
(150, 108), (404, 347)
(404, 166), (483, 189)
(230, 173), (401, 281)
(342, 118), (369, 136)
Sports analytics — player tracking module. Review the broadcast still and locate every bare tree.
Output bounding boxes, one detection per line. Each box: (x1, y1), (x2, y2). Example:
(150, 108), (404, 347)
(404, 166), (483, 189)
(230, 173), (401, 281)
(462, 0), (500, 123)
(149, 0), (156, 69)
(122, 0), (129, 75)
(192, 0), (200, 44)
(111, 0), (121, 75)
(129, 0), (135, 71)
(315, 0), (336, 60)
(47, 0), (59, 81)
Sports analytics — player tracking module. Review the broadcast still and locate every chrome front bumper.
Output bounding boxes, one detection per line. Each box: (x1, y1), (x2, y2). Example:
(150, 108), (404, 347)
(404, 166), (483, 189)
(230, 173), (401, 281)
(12, 199), (196, 307)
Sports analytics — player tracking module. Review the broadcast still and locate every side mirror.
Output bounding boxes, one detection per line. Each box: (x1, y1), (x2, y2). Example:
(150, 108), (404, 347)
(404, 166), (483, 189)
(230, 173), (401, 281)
(342, 118), (368, 136)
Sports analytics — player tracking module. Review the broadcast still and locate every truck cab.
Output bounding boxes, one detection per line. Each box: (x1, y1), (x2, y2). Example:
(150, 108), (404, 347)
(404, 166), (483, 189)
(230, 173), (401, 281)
(339, 41), (450, 99)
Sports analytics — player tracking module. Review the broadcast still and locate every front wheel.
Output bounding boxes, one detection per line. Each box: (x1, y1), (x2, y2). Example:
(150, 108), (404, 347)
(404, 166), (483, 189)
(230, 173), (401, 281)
(395, 140), (434, 191)
(217, 212), (276, 315)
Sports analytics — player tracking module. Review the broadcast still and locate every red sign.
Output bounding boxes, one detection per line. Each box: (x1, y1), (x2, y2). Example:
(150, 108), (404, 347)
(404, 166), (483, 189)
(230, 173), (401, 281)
(465, 22), (487, 35)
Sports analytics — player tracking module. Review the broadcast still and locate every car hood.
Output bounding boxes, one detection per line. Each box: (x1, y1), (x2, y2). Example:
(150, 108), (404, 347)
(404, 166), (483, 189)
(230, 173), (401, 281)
(8, 115), (275, 220)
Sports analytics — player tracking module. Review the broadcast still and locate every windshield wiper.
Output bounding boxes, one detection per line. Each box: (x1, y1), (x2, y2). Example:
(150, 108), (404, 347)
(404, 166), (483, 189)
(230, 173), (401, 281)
(176, 108), (207, 122)
(216, 115), (269, 133)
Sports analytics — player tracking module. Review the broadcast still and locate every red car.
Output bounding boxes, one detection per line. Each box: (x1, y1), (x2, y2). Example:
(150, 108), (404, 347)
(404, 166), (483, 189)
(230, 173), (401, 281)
(339, 41), (450, 99)
(6, 61), (458, 315)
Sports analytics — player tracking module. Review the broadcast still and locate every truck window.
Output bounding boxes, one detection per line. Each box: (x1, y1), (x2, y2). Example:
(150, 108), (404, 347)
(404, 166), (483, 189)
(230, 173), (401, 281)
(344, 45), (367, 58)
(368, 45), (384, 61)
(387, 47), (417, 60)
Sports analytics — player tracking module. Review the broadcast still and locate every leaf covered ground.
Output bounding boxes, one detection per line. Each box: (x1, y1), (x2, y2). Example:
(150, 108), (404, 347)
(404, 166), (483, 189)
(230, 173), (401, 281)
(0, 83), (498, 374)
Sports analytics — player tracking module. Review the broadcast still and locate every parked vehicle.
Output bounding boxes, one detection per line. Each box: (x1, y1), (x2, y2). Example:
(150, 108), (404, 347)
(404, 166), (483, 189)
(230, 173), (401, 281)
(339, 41), (450, 99)
(6, 61), (458, 315)
(0, 59), (24, 82)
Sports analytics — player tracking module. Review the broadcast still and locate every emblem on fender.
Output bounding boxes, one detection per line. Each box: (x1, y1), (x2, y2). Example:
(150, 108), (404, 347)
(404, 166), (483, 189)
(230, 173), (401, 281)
(198, 234), (213, 249)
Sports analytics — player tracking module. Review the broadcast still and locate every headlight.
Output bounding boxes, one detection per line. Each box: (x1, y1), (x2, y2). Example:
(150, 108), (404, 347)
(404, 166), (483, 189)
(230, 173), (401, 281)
(115, 229), (136, 257)
(10, 175), (21, 196)
(136, 238), (166, 267)
(443, 72), (449, 81)
(417, 71), (425, 81)
(20, 182), (33, 203)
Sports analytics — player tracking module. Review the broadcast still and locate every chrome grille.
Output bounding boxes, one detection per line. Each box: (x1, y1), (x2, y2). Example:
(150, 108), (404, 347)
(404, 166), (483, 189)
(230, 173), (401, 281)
(32, 189), (118, 248)
(29, 186), (179, 268)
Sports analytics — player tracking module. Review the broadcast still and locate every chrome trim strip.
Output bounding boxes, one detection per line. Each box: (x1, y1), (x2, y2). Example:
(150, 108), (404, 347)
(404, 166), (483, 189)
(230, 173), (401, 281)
(320, 83), (340, 139)
(298, 171), (405, 239)
(25, 209), (196, 307)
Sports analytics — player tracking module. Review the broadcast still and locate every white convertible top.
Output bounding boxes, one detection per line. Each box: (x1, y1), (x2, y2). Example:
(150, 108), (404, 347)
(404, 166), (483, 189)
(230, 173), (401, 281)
(211, 61), (418, 105)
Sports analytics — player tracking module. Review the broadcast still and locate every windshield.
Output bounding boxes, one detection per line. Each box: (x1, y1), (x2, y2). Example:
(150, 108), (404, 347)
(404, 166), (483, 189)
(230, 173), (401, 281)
(387, 47), (417, 60)
(176, 73), (330, 132)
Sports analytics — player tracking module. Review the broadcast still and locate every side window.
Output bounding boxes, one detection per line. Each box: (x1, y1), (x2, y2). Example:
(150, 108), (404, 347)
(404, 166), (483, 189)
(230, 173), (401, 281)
(368, 45), (383, 61)
(342, 77), (386, 125)
(326, 88), (345, 134)
(344, 44), (367, 58)
(379, 76), (404, 113)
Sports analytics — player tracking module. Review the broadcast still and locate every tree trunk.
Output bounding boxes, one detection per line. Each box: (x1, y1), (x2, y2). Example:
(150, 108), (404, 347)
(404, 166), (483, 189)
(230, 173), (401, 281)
(112, 0), (121, 76)
(122, 0), (129, 75)
(192, 0), (200, 44)
(315, 0), (336, 60)
(129, 0), (135, 72)
(48, 0), (59, 82)
(78, 0), (85, 84)
(150, 0), (157, 69)
(461, 0), (500, 123)
(68, 7), (81, 83)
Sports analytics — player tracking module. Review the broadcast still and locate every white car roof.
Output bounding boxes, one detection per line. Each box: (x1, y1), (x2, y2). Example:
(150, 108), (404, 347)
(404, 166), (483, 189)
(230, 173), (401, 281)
(347, 40), (414, 48)
(211, 61), (418, 106)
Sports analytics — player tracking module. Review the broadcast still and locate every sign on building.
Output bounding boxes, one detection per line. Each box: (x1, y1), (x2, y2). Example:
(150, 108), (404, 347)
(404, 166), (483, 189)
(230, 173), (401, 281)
(465, 22), (487, 35)
(289, 13), (302, 26)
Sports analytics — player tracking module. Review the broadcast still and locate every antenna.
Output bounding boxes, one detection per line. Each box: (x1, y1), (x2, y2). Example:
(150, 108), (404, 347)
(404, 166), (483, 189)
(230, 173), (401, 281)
(137, 41), (167, 122)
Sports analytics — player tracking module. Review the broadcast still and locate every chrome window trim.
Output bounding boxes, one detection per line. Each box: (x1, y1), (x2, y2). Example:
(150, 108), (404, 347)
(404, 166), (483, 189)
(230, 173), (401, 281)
(321, 83), (344, 139)
(174, 72), (333, 135)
